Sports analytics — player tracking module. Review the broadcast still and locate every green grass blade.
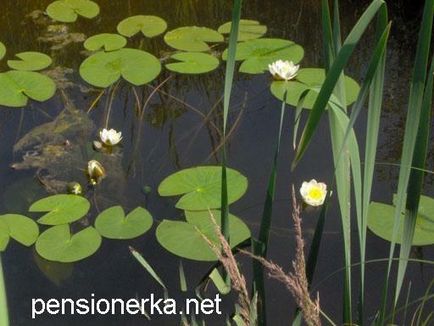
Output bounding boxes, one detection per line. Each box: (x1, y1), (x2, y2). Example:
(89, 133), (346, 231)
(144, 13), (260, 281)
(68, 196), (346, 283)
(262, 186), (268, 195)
(292, 0), (385, 169)
(403, 282), (412, 325)
(220, 0), (242, 239)
(321, 0), (335, 69)
(0, 256), (9, 326)
(129, 247), (168, 296)
(332, 0), (342, 53)
(209, 268), (231, 295)
(253, 94), (287, 325)
(397, 53), (434, 303)
(359, 7), (388, 324)
(325, 19), (390, 323)
(179, 260), (188, 292)
(379, 0), (433, 321)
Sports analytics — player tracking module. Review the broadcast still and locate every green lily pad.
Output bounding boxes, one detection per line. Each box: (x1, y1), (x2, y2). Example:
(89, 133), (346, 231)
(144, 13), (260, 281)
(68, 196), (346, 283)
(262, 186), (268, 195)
(270, 68), (360, 108)
(29, 194), (90, 225)
(165, 52), (219, 74)
(368, 195), (434, 246)
(0, 220), (10, 252)
(218, 19), (267, 41)
(7, 52), (52, 71)
(84, 33), (127, 52)
(36, 225), (102, 262)
(79, 48), (161, 88)
(164, 26), (224, 52)
(0, 71), (56, 108)
(222, 38), (304, 74)
(0, 42), (6, 60)
(158, 166), (248, 210)
(0, 214), (39, 246)
(117, 15), (167, 38)
(95, 206), (153, 239)
(156, 210), (250, 261)
(46, 0), (100, 23)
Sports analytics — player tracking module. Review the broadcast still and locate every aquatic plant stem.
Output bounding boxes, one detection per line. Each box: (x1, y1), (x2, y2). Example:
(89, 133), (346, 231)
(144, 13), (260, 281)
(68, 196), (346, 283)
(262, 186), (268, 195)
(0, 256), (9, 326)
(104, 81), (120, 129)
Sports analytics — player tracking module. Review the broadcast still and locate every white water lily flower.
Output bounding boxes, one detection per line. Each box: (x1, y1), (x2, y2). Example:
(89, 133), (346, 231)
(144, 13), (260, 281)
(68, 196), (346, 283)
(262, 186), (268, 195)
(99, 128), (122, 146)
(268, 60), (299, 81)
(300, 179), (327, 207)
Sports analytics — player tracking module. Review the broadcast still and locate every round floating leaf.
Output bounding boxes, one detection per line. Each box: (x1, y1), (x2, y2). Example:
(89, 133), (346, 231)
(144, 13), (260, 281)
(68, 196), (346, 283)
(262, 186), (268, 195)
(36, 225), (101, 263)
(218, 19), (267, 41)
(158, 166), (248, 210)
(46, 0), (100, 23)
(270, 68), (360, 108)
(0, 214), (39, 246)
(165, 52), (219, 74)
(0, 71), (56, 107)
(29, 194), (90, 225)
(7, 52), (52, 71)
(117, 15), (167, 38)
(0, 42), (6, 60)
(164, 26), (224, 52)
(84, 33), (127, 52)
(156, 210), (250, 261)
(368, 195), (434, 246)
(222, 38), (304, 74)
(0, 220), (10, 252)
(95, 206), (153, 239)
(79, 48), (161, 88)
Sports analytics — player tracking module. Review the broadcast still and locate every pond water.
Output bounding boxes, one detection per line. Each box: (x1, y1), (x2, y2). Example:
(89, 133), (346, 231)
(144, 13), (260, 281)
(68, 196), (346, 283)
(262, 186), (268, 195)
(0, 0), (433, 325)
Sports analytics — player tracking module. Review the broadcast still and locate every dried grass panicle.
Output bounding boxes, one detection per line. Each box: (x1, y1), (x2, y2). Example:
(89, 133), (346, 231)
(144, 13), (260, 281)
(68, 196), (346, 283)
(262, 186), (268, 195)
(241, 186), (321, 326)
(198, 210), (251, 325)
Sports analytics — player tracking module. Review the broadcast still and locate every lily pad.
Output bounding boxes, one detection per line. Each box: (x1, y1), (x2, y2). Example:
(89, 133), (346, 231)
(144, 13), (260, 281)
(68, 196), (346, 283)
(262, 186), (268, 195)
(46, 0), (100, 23)
(0, 71), (56, 108)
(95, 206), (153, 239)
(368, 195), (434, 246)
(270, 68), (360, 108)
(0, 220), (10, 252)
(117, 15), (167, 38)
(156, 210), (250, 261)
(165, 52), (219, 74)
(79, 48), (161, 88)
(29, 194), (90, 225)
(222, 38), (304, 74)
(0, 214), (39, 246)
(218, 19), (267, 41)
(0, 42), (6, 60)
(158, 166), (248, 210)
(7, 52), (52, 71)
(35, 225), (102, 262)
(84, 33), (127, 52)
(164, 26), (224, 52)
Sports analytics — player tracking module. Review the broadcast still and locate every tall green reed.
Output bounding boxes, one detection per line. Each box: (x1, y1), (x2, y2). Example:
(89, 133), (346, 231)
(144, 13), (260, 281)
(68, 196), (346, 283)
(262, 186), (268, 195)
(0, 256), (9, 326)
(378, 0), (433, 323)
(292, 0), (387, 323)
(220, 0), (242, 239)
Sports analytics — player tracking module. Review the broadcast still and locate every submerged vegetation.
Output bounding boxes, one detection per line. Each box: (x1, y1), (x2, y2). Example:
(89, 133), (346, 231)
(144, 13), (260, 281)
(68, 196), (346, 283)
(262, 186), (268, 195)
(0, 0), (433, 325)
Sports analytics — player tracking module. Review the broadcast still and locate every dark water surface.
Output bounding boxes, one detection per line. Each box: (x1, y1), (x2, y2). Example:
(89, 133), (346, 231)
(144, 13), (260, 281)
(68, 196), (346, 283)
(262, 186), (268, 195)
(0, 0), (433, 325)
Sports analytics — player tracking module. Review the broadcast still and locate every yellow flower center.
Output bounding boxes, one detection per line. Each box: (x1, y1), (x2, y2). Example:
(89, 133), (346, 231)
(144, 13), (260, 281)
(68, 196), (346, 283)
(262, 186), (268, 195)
(308, 187), (323, 200)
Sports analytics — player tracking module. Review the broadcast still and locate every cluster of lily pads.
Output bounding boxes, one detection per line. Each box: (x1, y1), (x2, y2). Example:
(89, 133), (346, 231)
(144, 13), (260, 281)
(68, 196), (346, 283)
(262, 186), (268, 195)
(0, 43), (56, 107)
(0, 193), (153, 263)
(0, 165), (252, 264)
